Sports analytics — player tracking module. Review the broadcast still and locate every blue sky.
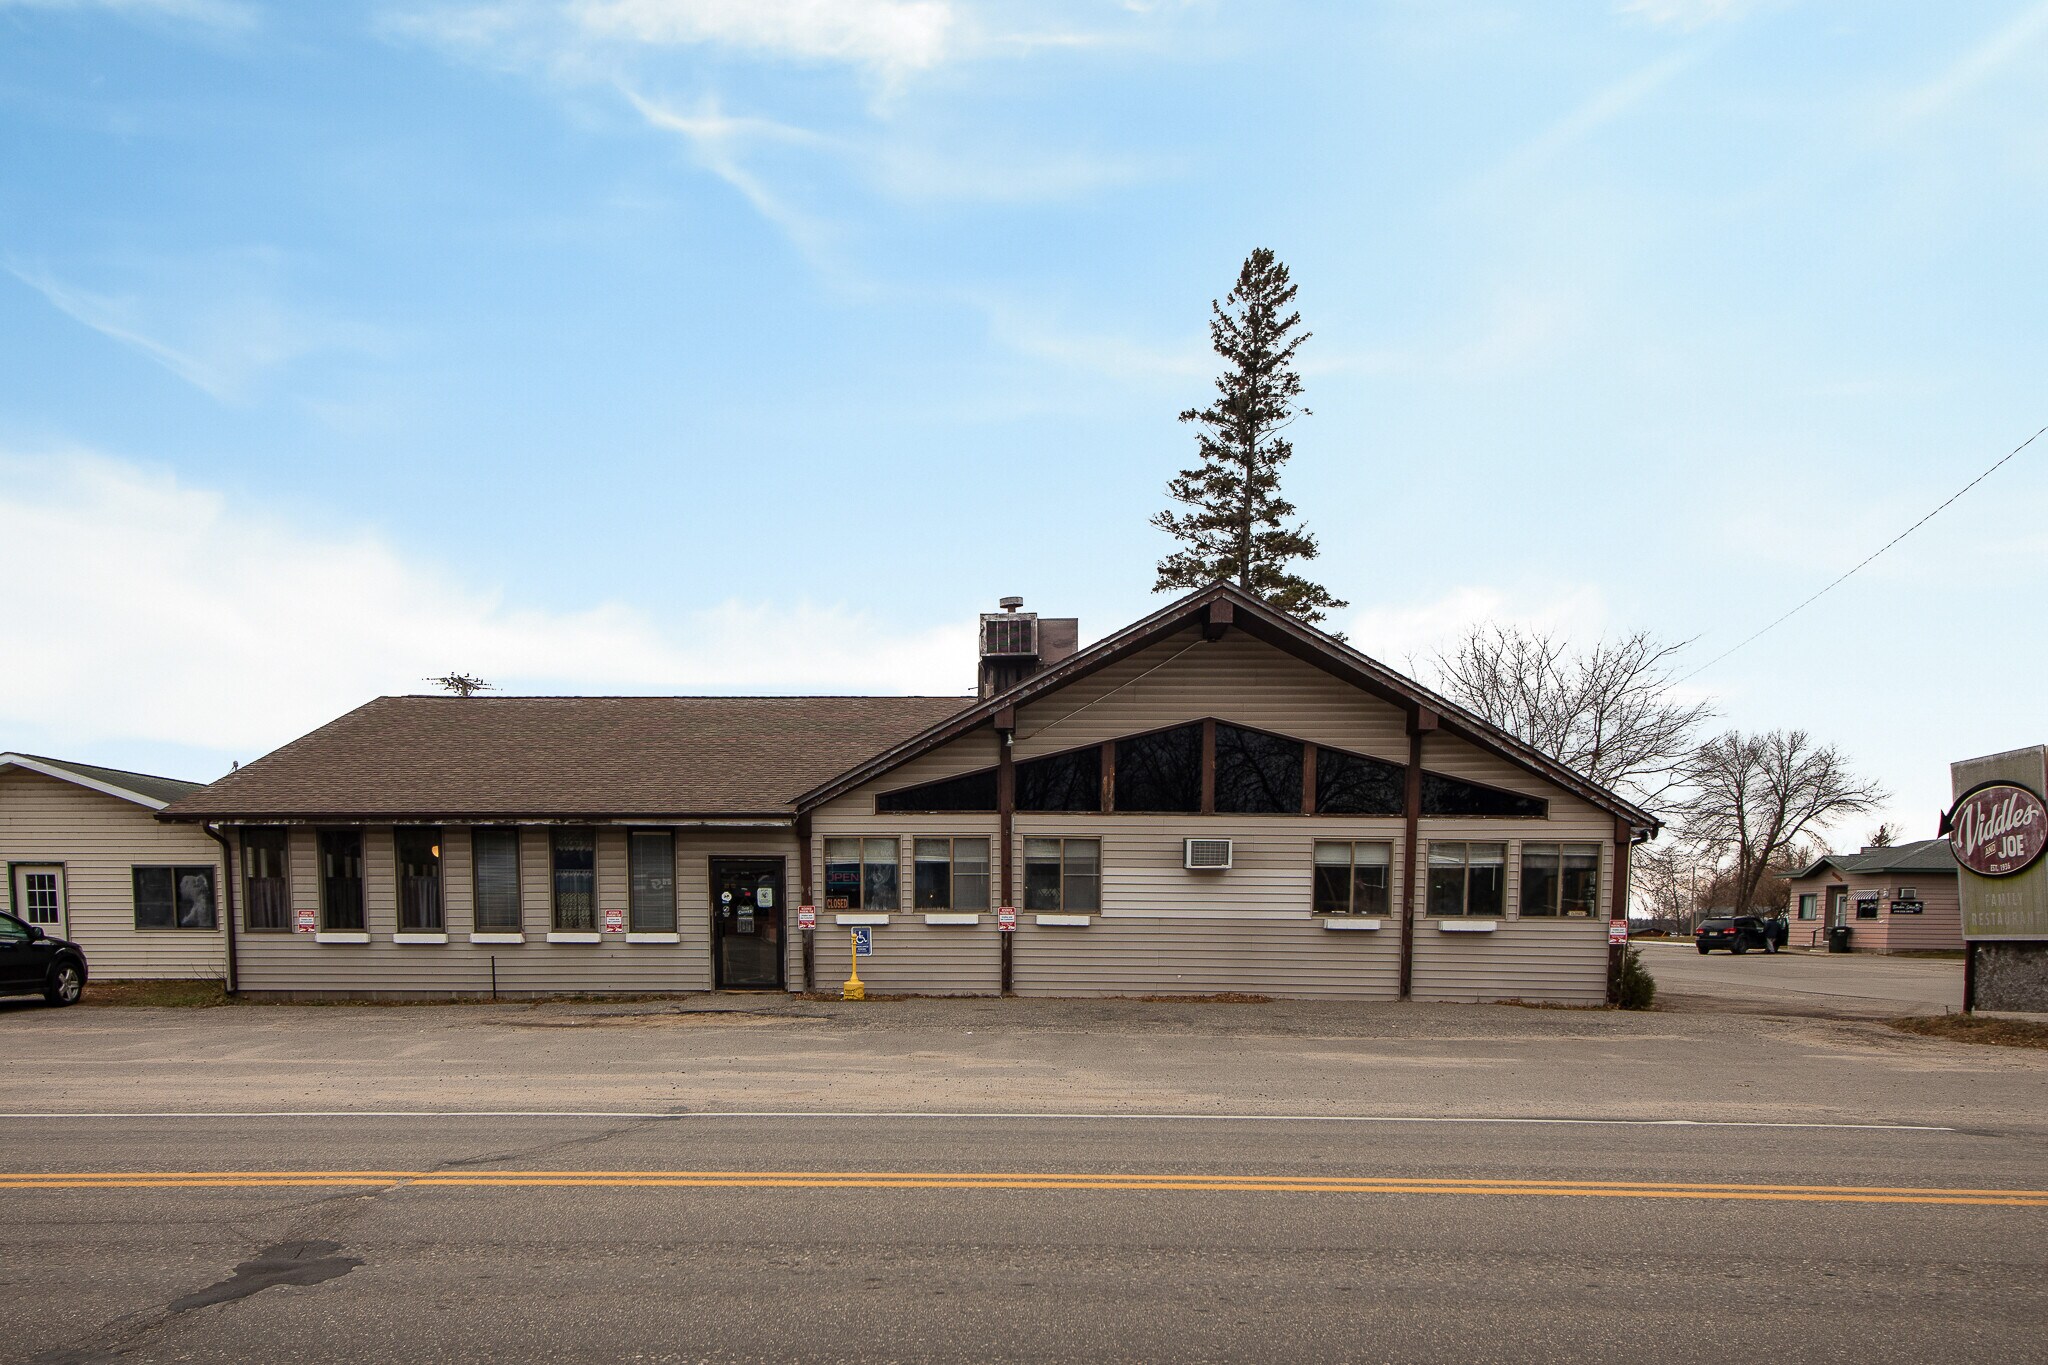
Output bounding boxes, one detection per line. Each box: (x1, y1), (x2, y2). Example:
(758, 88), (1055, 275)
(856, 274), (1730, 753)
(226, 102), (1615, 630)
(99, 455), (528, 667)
(3, 0), (2045, 845)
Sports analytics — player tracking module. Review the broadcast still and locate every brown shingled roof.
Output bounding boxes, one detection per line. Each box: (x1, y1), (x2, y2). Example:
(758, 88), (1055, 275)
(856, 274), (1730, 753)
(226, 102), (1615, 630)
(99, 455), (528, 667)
(160, 695), (974, 821)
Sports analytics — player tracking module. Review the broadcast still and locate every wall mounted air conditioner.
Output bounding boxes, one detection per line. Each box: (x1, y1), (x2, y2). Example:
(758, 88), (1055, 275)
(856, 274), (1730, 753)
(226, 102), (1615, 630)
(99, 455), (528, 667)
(1184, 838), (1233, 870)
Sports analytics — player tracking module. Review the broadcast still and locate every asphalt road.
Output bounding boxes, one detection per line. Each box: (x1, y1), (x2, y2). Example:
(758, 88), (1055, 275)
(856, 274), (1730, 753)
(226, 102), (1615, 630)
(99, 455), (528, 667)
(3, 998), (2044, 1362)
(1639, 941), (1964, 1018)
(4, 1113), (2043, 1364)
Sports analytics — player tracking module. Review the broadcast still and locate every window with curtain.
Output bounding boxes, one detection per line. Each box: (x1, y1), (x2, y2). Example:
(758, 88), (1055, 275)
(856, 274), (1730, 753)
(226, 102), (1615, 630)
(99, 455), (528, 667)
(1312, 842), (1391, 915)
(914, 837), (990, 910)
(241, 827), (290, 932)
(1519, 843), (1600, 917)
(472, 828), (523, 932)
(1797, 893), (1817, 920)
(629, 830), (677, 932)
(395, 827), (444, 932)
(551, 827), (597, 931)
(319, 830), (365, 931)
(1427, 842), (1505, 916)
(1214, 724), (1303, 814)
(1016, 746), (1102, 812)
(824, 837), (898, 911)
(1023, 837), (1099, 912)
(133, 866), (217, 930)
(1113, 724), (1203, 813)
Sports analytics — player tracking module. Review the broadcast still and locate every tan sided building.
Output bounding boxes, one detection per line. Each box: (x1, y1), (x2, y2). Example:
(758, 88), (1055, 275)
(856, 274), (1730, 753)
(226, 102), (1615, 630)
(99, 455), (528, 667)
(2, 753), (226, 980)
(159, 585), (1658, 1003)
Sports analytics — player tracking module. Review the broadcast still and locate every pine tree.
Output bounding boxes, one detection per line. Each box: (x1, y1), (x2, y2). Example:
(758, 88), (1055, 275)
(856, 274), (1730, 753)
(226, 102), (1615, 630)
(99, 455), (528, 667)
(1152, 248), (1346, 624)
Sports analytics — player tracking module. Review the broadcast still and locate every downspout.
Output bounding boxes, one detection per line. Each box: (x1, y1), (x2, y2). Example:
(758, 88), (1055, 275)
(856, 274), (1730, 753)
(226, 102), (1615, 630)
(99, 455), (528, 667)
(796, 809), (814, 994)
(1398, 708), (1435, 1000)
(997, 712), (1016, 996)
(203, 823), (239, 996)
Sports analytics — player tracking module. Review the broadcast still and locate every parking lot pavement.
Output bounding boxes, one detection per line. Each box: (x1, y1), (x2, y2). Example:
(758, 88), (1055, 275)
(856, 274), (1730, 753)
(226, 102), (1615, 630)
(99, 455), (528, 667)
(1639, 940), (1963, 1018)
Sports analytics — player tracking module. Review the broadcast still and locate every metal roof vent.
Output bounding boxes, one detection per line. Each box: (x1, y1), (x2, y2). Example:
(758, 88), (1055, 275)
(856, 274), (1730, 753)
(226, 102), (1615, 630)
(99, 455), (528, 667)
(981, 612), (1040, 657)
(1184, 838), (1234, 871)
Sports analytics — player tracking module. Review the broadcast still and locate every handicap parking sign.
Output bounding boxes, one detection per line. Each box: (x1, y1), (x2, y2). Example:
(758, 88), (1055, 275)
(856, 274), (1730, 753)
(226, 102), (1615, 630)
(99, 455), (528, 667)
(852, 926), (873, 957)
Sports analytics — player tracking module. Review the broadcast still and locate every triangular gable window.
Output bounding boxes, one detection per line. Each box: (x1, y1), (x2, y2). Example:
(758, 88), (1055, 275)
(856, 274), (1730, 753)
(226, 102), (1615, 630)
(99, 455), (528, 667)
(870, 721), (1549, 819)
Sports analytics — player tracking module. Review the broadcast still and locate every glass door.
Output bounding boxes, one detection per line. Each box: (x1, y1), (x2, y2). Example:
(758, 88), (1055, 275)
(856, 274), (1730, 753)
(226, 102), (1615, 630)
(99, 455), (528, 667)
(710, 858), (784, 989)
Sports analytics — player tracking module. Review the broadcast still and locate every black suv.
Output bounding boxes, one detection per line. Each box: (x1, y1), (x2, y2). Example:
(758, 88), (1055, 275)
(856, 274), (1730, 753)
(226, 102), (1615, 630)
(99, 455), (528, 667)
(1696, 915), (1785, 955)
(0, 911), (88, 1005)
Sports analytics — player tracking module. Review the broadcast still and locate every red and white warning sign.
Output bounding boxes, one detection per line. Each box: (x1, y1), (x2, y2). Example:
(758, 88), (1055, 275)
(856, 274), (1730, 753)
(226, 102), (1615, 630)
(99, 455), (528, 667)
(996, 907), (1017, 933)
(293, 906), (316, 934)
(1608, 921), (1629, 945)
(603, 906), (625, 933)
(797, 905), (817, 931)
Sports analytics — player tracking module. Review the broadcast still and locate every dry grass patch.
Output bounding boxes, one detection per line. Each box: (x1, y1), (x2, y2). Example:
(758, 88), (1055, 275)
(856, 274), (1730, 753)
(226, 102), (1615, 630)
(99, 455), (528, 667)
(81, 979), (231, 1008)
(1888, 1014), (2048, 1050)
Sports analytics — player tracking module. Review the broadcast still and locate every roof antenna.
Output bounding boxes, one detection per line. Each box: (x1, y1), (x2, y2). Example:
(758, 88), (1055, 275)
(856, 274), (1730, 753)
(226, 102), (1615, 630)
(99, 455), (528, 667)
(426, 673), (495, 697)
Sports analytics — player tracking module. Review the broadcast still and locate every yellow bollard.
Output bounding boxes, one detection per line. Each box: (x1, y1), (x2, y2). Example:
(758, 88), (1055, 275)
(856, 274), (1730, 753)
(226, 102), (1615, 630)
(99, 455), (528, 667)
(842, 930), (865, 1001)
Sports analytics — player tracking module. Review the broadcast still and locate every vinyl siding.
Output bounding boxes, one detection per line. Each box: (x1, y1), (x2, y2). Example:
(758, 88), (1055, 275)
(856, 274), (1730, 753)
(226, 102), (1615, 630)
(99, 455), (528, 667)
(1784, 871), (1962, 953)
(809, 628), (1619, 1003)
(234, 823), (796, 996)
(0, 768), (225, 980)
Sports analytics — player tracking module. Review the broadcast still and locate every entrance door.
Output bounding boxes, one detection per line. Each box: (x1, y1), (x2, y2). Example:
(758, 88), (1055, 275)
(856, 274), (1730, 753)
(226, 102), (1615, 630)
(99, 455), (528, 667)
(1828, 885), (1849, 928)
(12, 865), (66, 939)
(710, 858), (785, 990)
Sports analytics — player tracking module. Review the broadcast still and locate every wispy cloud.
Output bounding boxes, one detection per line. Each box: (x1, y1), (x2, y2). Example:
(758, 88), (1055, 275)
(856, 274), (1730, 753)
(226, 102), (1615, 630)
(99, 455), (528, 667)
(0, 450), (975, 758)
(1613, 0), (1754, 30)
(1491, 49), (1698, 182)
(1344, 584), (1613, 676)
(1899, 0), (2048, 121)
(622, 90), (847, 273)
(0, 0), (257, 27)
(6, 250), (379, 402)
(575, 0), (956, 78)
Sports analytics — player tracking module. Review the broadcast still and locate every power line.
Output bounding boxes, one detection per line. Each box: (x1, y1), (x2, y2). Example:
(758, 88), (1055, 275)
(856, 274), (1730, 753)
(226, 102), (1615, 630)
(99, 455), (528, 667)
(1678, 422), (2047, 685)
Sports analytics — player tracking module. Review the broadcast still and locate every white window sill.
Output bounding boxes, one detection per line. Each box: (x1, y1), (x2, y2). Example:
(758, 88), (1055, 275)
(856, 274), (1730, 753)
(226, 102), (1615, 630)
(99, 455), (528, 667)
(469, 932), (525, 945)
(314, 931), (370, 945)
(393, 932), (448, 945)
(1035, 914), (1092, 927)
(1436, 920), (1500, 933)
(545, 931), (602, 944)
(834, 913), (891, 926)
(923, 913), (981, 926)
(626, 931), (680, 944)
(1320, 918), (1382, 931)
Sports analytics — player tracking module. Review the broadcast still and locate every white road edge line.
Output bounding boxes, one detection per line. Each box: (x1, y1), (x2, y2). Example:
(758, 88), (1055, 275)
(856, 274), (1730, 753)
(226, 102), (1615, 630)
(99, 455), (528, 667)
(0, 1111), (1955, 1131)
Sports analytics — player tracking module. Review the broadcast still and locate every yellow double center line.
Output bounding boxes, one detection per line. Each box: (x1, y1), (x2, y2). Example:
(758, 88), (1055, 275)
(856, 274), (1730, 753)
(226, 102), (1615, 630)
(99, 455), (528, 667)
(2, 1170), (2044, 1206)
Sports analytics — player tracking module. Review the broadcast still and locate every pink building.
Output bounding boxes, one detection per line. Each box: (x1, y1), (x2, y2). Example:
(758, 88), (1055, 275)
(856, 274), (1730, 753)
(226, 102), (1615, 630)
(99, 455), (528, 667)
(1783, 840), (1961, 953)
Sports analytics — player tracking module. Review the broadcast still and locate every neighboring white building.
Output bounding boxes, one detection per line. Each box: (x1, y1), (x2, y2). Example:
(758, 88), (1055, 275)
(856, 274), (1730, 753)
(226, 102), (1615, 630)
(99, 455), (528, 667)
(1, 753), (226, 980)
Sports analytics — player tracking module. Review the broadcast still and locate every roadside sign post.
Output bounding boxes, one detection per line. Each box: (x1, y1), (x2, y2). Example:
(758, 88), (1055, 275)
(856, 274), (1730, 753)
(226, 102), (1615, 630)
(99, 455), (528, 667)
(997, 907), (1016, 933)
(1945, 745), (2048, 1013)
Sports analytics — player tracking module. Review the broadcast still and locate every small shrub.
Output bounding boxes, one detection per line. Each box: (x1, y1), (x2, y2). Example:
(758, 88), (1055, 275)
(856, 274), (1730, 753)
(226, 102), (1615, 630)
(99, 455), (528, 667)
(1614, 946), (1656, 1010)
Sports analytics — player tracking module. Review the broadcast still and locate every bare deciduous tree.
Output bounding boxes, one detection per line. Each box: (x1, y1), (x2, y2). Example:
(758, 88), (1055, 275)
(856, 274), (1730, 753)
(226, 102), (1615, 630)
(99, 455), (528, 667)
(1433, 626), (1712, 812)
(1674, 730), (1886, 914)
